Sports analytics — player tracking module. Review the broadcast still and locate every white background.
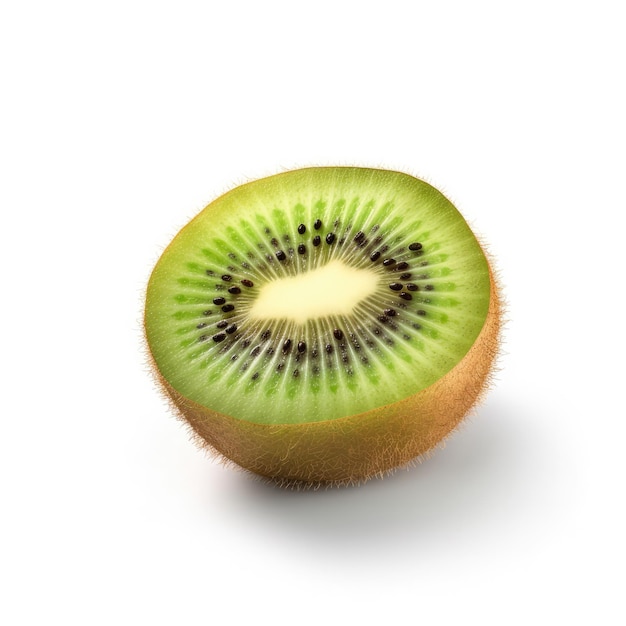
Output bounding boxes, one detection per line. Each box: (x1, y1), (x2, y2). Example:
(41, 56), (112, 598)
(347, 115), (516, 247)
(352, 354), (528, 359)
(1, 1), (624, 624)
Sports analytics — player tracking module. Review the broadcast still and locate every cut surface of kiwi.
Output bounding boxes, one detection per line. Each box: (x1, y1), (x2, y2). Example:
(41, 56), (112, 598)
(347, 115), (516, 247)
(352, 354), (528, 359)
(145, 167), (500, 485)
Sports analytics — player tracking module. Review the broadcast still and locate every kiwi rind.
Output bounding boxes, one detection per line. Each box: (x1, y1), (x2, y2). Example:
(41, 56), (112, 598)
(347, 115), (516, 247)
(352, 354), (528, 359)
(144, 167), (501, 486)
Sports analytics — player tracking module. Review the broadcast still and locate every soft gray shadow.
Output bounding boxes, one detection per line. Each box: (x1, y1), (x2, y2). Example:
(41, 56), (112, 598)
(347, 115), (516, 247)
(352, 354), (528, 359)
(209, 395), (545, 552)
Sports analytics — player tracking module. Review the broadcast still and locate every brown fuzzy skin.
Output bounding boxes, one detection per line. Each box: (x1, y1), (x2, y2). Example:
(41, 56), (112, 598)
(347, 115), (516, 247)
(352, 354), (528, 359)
(148, 268), (501, 487)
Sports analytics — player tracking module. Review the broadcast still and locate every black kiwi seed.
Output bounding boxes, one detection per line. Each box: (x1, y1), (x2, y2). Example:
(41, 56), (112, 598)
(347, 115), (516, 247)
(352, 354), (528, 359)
(396, 262), (409, 271)
(270, 238), (279, 247)
(217, 320), (228, 329)
(313, 235), (321, 246)
(206, 269), (215, 276)
(417, 309), (427, 316)
(222, 304), (235, 312)
(222, 274), (232, 281)
(325, 343), (333, 354)
(333, 328), (344, 340)
(370, 251), (381, 262)
(400, 272), (412, 280)
(399, 292), (412, 301)
(326, 233), (336, 245)
(241, 279), (254, 288)
(282, 339), (292, 353)
(425, 284), (434, 291)
(409, 242), (423, 251)
(298, 223), (306, 234)
(406, 283), (418, 291)
(297, 341), (306, 353)
(212, 333), (226, 342)
(314, 219), (322, 230)
(251, 346), (261, 357)
(298, 244), (306, 255)
(354, 231), (365, 243)
(228, 286), (241, 294)
(226, 324), (237, 334)
(384, 308), (397, 317)
(260, 329), (271, 340)
(213, 297), (226, 305)
(383, 258), (396, 267)
(276, 250), (287, 261)
(389, 282), (403, 291)
(293, 369), (299, 378)
(252, 372), (259, 380)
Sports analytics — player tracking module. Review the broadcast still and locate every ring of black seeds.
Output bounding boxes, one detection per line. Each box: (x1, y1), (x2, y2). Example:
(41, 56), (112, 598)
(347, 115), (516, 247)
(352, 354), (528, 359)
(189, 222), (436, 398)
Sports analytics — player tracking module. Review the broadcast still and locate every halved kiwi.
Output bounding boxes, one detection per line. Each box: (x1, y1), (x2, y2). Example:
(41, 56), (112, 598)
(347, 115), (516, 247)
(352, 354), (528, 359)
(145, 167), (500, 486)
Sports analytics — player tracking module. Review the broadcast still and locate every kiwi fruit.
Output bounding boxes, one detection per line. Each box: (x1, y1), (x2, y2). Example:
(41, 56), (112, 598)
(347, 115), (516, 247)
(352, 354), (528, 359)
(144, 167), (500, 486)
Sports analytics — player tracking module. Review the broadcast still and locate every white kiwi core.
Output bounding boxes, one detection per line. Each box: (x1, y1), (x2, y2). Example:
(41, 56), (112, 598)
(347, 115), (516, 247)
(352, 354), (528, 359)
(249, 260), (379, 324)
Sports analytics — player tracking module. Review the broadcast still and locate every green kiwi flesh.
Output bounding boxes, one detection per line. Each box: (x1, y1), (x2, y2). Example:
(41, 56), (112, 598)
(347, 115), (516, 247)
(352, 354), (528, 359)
(145, 167), (500, 485)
